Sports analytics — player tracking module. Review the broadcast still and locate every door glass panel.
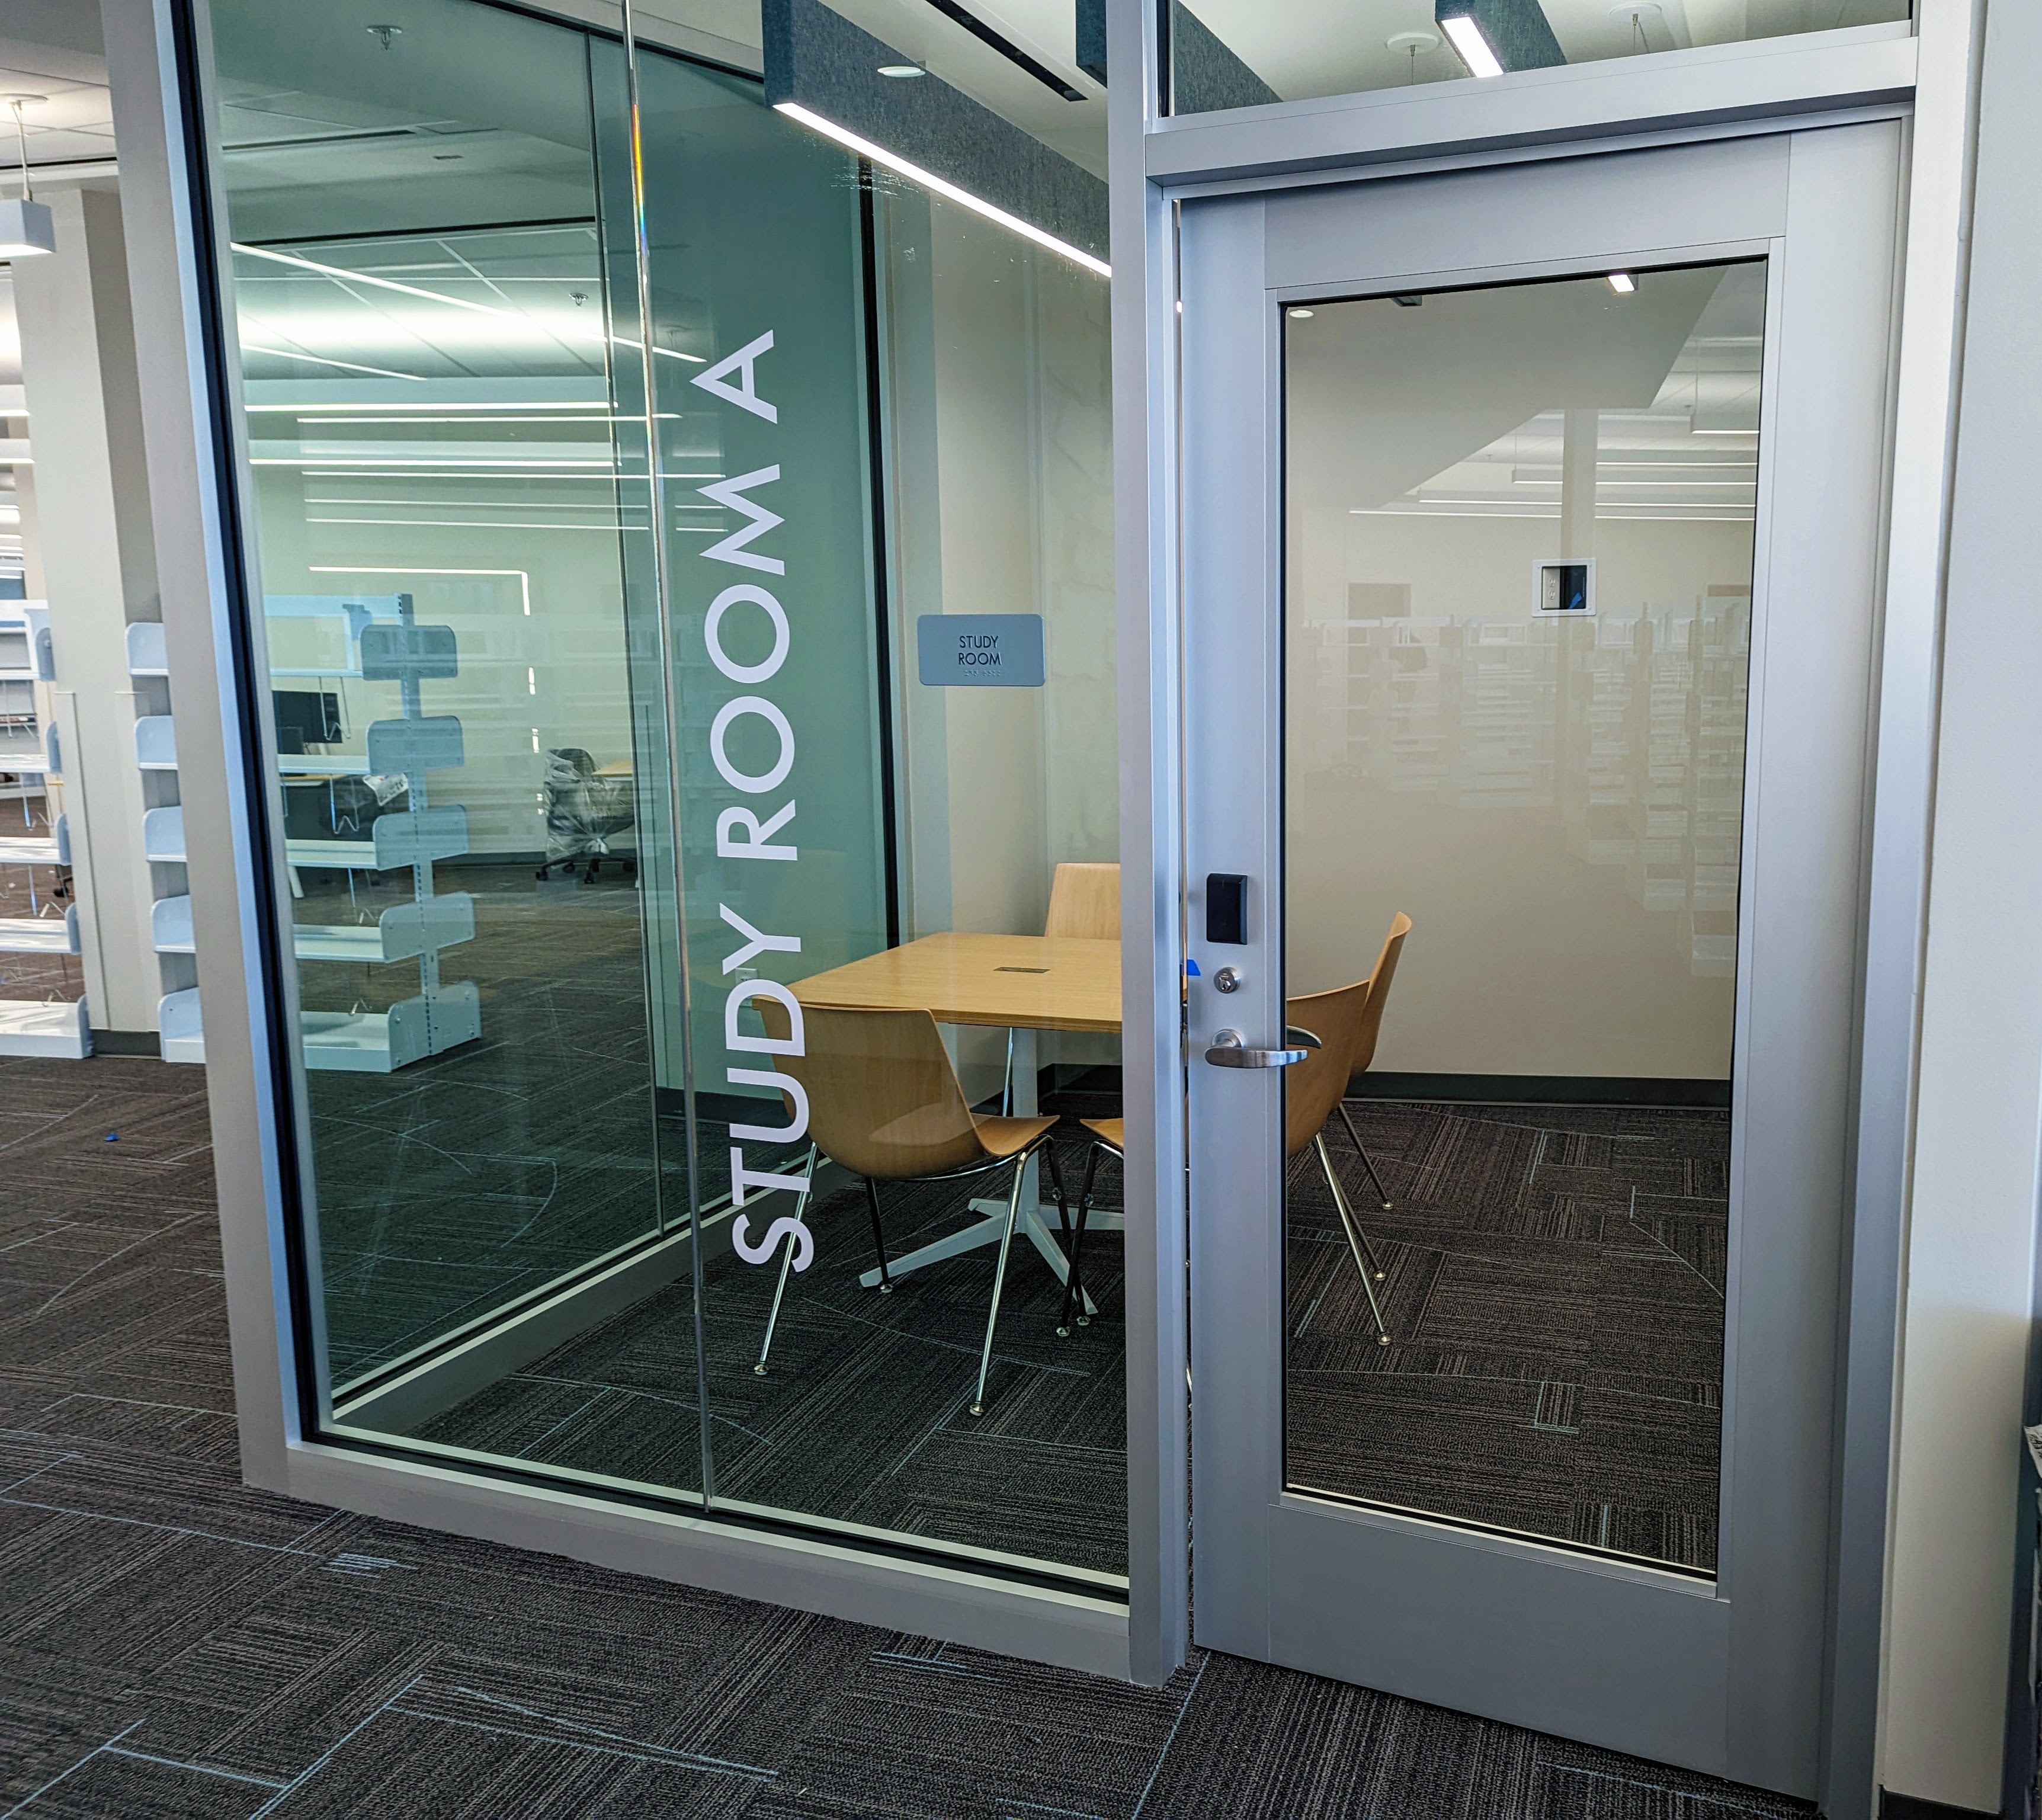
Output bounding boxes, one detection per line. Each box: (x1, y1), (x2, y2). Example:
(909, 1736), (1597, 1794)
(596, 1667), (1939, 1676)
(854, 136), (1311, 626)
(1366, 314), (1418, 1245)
(1166, 2), (1909, 117)
(1282, 262), (1763, 1574)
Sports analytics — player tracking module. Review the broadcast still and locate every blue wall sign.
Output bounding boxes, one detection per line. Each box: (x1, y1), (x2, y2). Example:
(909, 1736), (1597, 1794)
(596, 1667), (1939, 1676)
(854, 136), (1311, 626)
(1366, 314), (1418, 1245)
(916, 614), (1046, 687)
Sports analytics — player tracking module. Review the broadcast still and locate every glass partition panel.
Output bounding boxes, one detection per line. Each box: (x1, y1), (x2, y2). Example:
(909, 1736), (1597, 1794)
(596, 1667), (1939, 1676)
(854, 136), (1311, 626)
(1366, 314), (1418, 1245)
(1167, 1), (1910, 117)
(207, 0), (1124, 1588)
(207, 0), (687, 1417)
(1283, 263), (1763, 1573)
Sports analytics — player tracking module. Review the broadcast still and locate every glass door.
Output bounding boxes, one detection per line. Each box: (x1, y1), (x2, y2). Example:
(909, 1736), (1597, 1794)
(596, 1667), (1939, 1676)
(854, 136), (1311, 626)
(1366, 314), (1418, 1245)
(1181, 126), (1900, 1792)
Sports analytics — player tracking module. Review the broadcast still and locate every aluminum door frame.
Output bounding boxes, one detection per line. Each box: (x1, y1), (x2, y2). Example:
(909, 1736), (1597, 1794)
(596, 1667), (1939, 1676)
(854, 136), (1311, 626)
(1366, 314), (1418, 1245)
(1181, 123), (1901, 1793)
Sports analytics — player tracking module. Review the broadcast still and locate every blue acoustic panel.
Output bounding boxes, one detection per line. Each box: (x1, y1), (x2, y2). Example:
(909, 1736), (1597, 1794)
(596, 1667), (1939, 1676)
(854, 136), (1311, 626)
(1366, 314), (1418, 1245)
(1437, 0), (1569, 72)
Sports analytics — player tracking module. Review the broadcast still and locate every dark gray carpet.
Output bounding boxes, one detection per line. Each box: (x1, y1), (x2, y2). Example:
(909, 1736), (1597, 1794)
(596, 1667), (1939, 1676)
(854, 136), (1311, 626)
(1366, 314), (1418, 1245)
(412, 1107), (1130, 1576)
(0, 1054), (1812, 1819)
(1288, 1101), (1725, 1572)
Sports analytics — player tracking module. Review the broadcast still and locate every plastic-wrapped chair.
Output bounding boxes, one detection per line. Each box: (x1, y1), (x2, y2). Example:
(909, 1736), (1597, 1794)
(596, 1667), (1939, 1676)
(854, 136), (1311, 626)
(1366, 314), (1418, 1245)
(538, 748), (635, 882)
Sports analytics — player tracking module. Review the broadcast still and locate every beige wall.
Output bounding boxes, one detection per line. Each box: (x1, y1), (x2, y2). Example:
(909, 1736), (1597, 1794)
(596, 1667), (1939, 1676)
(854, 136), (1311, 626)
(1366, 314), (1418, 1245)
(888, 197), (1116, 1093)
(1284, 280), (1759, 1082)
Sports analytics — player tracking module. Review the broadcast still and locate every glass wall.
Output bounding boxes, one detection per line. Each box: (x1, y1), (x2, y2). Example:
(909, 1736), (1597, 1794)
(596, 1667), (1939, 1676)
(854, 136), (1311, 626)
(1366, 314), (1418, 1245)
(205, 0), (1120, 1584)
(1166, 0), (1911, 117)
(1281, 264), (1762, 1572)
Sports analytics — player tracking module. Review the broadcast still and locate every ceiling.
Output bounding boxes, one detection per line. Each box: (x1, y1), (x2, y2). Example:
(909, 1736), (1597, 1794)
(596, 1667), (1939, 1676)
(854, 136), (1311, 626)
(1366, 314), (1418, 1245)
(0, 0), (114, 173)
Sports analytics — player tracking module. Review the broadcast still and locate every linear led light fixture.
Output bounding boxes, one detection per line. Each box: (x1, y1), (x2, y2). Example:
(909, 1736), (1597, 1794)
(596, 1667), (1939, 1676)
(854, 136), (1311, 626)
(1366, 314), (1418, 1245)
(1438, 14), (1504, 78)
(246, 400), (611, 413)
(773, 101), (1110, 280)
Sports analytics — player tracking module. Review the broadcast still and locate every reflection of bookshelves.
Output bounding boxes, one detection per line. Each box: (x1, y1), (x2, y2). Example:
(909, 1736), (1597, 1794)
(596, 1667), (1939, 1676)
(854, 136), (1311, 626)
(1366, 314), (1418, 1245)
(0, 603), (89, 1058)
(275, 594), (480, 1073)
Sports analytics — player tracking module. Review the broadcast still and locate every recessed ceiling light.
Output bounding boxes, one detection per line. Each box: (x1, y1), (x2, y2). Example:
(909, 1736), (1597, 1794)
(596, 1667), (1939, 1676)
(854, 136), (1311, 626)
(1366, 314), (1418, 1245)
(1607, 272), (1637, 293)
(877, 63), (927, 78)
(1288, 307), (1314, 319)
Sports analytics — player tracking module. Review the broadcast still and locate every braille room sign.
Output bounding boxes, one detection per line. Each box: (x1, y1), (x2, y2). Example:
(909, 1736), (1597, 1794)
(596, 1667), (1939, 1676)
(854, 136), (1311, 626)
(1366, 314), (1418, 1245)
(916, 614), (1046, 687)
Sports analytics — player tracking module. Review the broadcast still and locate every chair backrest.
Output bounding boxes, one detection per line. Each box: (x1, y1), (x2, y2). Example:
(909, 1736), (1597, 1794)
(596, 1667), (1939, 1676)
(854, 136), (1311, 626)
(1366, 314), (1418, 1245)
(1349, 912), (1412, 1076)
(764, 1001), (989, 1181)
(1282, 978), (1373, 1159)
(1044, 861), (1120, 940)
(1281, 913), (1413, 1159)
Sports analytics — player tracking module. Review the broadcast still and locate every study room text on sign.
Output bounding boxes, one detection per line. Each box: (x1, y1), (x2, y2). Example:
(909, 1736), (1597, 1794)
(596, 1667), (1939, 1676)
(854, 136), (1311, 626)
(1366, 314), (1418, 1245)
(916, 614), (1046, 688)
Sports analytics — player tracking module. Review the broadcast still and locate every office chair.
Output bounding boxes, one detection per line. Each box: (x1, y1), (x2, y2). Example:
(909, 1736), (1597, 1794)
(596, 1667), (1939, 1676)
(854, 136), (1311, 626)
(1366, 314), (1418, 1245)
(751, 1002), (1069, 1418)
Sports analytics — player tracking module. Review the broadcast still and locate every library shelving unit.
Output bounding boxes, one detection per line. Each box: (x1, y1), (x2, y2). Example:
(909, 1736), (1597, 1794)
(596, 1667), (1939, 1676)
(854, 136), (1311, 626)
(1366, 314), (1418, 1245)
(159, 594), (481, 1072)
(0, 602), (89, 1058)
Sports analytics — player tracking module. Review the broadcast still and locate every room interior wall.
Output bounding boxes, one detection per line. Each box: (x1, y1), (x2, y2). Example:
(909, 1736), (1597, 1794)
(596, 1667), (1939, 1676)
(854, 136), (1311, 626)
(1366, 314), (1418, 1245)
(889, 194), (1116, 1095)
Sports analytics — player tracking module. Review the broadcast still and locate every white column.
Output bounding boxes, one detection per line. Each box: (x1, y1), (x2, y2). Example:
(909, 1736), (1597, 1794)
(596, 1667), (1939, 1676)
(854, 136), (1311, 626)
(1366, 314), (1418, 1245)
(11, 185), (174, 1035)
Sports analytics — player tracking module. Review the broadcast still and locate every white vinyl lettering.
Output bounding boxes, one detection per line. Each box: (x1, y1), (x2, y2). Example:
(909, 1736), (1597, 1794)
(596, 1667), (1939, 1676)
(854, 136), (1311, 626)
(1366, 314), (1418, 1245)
(691, 329), (778, 422)
(724, 976), (804, 1052)
(732, 1204), (815, 1270)
(705, 584), (790, 684)
(719, 903), (801, 975)
(703, 325), (812, 1269)
(711, 695), (794, 794)
(698, 467), (785, 574)
(717, 800), (797, 862)
(727, 1066), (808, 1142)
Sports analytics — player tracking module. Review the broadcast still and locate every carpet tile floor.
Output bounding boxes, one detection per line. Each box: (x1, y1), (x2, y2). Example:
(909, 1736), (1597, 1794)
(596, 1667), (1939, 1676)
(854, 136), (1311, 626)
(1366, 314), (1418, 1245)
(0, 1055), (1811, 1819)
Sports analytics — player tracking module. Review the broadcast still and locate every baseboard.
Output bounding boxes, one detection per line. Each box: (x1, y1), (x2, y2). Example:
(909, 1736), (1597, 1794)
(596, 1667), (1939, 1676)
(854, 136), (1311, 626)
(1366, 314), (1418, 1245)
(89, 1028), (164, 1057)
(1880, 1792), (1999, 1820)
(1347, 1072), (1732, 1110)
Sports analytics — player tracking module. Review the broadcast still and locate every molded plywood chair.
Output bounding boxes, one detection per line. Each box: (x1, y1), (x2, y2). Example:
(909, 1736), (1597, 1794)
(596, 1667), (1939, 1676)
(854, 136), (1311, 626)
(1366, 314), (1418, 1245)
(754, 1002), (1066, 1417)
(1044, 861), (1121, 940)
(1066, 913), (1412, 1345)
(1284, 912), (1412, 1345)
(1004, 861), (1123, 1114)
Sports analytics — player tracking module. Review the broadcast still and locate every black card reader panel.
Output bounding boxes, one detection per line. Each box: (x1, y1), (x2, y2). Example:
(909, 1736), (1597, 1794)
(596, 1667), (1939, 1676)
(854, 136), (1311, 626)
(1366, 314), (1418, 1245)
(1206, 873), (1248, 945)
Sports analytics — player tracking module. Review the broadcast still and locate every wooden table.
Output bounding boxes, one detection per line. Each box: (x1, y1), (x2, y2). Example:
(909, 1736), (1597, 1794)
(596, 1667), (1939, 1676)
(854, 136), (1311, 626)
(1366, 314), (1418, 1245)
(795, 932), (1121, 1299)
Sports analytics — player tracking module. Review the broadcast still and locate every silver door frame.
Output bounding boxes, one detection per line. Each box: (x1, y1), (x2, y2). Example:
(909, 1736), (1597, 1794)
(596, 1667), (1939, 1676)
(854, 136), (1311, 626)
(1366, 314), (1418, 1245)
(1111, 7), (1983, 1814)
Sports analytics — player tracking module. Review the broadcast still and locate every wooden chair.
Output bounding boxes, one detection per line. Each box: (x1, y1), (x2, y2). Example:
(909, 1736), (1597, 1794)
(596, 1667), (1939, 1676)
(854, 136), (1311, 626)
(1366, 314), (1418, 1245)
(1283, 912), (1412, 1345)
(1044, 861), (1120, 940)
(752, 1002), (1066, 1417)
(1068, 913), (1412, 1345)
(1003, 862), (1122, 1115)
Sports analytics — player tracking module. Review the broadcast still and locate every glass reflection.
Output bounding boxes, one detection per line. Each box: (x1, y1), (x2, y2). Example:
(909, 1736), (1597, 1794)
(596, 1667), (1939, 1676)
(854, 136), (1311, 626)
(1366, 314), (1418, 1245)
(1169, 0), (1910, 116)
(206, 0), (1123, 1584)
(1282, 265), (1763, 1572)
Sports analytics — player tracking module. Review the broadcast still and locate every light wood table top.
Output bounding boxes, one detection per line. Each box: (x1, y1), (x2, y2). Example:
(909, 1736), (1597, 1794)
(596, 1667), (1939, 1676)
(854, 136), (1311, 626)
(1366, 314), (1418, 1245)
(794, 931), (1121, 1035)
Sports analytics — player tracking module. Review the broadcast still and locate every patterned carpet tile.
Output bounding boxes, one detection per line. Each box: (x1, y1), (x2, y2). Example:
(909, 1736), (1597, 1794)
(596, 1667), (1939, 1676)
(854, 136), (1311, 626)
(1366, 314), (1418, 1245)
(1287, 1101), (1727, 1573)
(743, 1640), (1201, 1820)
(0, 1053), (1819, 1820)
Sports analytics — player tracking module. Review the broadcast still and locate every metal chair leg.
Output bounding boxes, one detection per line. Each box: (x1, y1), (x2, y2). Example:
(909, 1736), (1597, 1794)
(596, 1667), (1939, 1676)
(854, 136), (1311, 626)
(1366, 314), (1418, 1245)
(1336, 1103), (1395, 1210)
(754, 1145), (818, 1376)
(1062, 1142), (1103, 1335)
(864, 1176), (893, 1293)
(970, 1145), (1031, 1416)
(1316, 1133), (1392, 1345)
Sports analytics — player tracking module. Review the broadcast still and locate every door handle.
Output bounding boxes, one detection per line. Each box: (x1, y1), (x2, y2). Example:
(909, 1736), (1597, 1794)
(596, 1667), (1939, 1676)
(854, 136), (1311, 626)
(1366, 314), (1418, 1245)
(1204, 1027), (1322, 1068)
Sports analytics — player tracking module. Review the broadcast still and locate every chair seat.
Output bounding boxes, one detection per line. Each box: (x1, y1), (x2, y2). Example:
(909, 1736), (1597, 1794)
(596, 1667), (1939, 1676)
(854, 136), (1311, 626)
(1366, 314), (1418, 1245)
(1081, 1117), (1124, 1151)
(972, 1114), (1059, 1159)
